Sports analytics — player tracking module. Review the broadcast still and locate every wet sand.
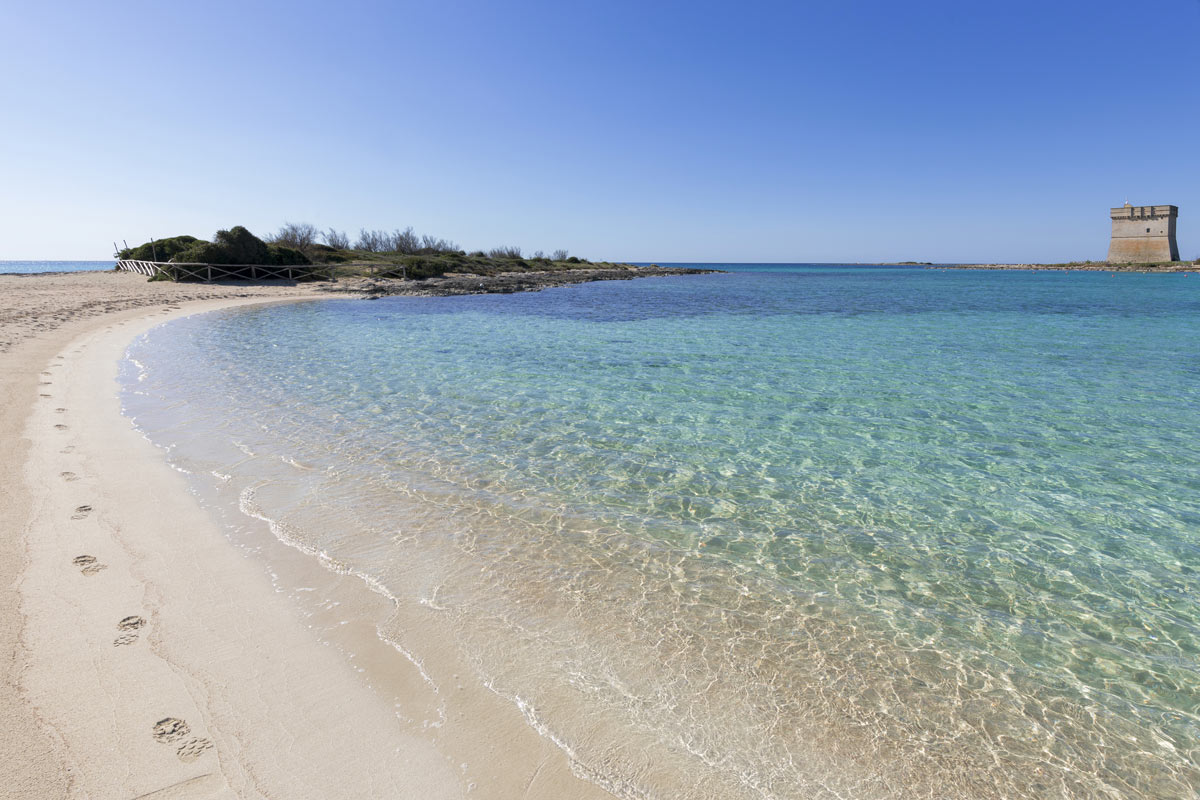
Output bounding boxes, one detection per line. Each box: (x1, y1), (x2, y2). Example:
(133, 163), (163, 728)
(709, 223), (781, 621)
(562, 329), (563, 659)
(0, 272), (612, 799)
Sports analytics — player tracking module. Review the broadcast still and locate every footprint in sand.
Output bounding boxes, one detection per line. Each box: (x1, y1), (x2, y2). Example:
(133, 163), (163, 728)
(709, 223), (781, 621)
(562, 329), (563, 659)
(60, 446), (75, 454)
(118, 615), (146, 631)
(55, 408), (67, 413)
(72, 505), (93, 520)
(72, 555), (107, 576)
(175, 738), (214, 762)
(60, 471), (79, 482)
(38, 381), (51, 385)
(39, 394), (51, 398)
(54, 424), (68, 430)
(152, 718), (213, 762)
(113, 632), (139, 647)
(152, 717), (191, 743)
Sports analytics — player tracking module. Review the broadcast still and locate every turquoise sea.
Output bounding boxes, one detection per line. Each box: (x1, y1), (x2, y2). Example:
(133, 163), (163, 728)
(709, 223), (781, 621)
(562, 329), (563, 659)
(0, 260), (114, 273)
(122, 265), (1200, 798)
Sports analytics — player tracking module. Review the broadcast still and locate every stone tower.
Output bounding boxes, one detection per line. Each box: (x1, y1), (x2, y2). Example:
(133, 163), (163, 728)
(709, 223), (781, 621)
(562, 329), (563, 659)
(1107, 203), (1179, 263)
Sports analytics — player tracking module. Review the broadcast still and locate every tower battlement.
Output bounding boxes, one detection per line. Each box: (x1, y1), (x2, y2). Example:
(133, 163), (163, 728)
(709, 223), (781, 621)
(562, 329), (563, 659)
(1108, 203), (1179, 263)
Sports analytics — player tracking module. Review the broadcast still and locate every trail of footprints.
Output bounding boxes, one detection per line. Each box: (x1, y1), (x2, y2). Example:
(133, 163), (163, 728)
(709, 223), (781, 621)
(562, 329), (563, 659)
(152, 717), (213, 763)
(58, 391), (216, 767)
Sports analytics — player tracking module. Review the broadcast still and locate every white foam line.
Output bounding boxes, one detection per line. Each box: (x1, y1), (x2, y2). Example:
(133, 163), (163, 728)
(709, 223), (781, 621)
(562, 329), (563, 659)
(281, 454), (313, 470)
(236, 483), (455, 729)
(379, 634), (448, 729)
(120, 356), (666, 800)
(480, 678), (651, 800)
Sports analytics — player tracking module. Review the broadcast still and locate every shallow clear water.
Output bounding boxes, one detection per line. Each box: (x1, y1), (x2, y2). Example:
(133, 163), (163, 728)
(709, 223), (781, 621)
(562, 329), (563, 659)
(123, 265), (1200, 798)
(0, 260), (114, 273)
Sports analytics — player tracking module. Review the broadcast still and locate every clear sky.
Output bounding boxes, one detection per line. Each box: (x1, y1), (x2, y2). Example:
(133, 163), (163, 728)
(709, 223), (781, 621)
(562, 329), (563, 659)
(2, 0), (1197, 262)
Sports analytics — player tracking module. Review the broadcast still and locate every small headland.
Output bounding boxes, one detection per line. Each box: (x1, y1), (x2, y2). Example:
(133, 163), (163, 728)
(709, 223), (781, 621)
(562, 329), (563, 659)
(115, 224), (720, 293)
(329, 265), (719, 298)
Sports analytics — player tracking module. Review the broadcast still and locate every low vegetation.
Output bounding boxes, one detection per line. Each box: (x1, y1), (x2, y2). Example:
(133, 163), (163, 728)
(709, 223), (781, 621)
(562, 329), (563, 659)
(120, 227), (309, 267)
(119, 222), (597, 282)
(118, 235), (203, 263)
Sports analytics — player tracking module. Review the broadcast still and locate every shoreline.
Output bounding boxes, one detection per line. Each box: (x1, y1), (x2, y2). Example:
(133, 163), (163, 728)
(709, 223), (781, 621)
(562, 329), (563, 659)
(326, 265), (720, 297)
(1, 273), (614, 798)
(937, 262), (1198, 273)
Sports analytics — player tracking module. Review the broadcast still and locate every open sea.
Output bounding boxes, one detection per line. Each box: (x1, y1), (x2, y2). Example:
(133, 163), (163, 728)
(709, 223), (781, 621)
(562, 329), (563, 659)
(121, 264), (1200, 798)
(0, 260), (114, 273)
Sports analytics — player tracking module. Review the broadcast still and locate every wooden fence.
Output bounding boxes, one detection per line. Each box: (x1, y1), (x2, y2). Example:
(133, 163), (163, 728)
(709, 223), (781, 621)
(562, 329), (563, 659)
(116, 260), (334, 282)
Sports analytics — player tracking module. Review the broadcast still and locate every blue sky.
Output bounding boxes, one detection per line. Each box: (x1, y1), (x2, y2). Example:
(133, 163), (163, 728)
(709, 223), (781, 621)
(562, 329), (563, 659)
(2, 0), (1197, 262)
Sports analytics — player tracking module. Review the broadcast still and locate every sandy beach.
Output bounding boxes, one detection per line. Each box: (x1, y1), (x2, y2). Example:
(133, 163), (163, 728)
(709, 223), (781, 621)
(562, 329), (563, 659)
(1, 272), (610, 799)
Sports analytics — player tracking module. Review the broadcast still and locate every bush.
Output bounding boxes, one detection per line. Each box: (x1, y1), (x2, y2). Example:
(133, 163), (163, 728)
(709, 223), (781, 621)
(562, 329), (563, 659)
(172, 241), (225, 264)
(390, 226), (420, 254)
(405, 256), (449, 280)
(170, 226), (309, 266)
(268, 222), (320, 251)
(268, 245), (311, 265)
(324, 228), (350, 250)
(119, 235), (201, 262)
(214, 226), (270, 263)
(355, 228), (390, 252)
(488, 245), (523, 259)
(419, 234), (460, 254)
(307, 243), (349, 263)
(552, 249), (568, 261)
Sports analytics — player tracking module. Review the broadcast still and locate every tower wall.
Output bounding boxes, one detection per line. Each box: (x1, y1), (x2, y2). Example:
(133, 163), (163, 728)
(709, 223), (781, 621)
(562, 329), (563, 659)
(1108, 204), (1179, 263)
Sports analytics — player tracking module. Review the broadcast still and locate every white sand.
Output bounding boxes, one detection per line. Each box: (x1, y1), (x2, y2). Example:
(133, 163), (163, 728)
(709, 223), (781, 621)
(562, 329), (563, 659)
(1, 273), (609, 799)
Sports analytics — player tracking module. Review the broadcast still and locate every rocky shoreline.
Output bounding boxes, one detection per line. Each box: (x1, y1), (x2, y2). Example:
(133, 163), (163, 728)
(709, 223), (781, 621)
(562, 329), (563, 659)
(937, 262), (1198, 273)
(322, 265), (721, 298)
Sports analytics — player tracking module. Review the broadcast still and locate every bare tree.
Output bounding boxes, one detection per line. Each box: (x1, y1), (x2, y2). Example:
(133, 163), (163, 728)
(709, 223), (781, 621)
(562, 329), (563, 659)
(532, 250), (546, 260)
(268, 222), (320, 250)
(387, 226), (420, 254)
(488, 246), (523, 259)
(355, 228), (390, 252)
(420, 234), (460, 253)
(324, 228), (350, 249)
(552, 249), (569, 261)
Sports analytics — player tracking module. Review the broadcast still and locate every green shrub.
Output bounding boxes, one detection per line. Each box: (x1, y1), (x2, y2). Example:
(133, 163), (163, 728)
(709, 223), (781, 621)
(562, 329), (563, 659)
(119, 235), (201, 262)
(268, 245), (311, 265)
(405, 256), (449, 280)
(171, 241), (225, 264)
(306, 243), (349, 263)
(157, 226), (308, 266)
(212, 226), (270, 264)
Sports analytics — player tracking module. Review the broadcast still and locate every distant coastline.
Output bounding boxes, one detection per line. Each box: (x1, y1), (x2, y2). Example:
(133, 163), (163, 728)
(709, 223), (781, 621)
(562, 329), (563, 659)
(939, 261), (1198, 273)
(0, 260), (114, 275)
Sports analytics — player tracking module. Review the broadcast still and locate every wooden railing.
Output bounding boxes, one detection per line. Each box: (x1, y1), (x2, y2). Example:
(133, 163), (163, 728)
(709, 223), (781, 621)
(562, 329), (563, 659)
(116, 260), (334, 282)
(116, 260), (164, 277)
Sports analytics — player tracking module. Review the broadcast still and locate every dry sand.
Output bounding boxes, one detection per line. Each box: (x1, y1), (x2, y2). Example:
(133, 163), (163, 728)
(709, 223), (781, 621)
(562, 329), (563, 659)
(1, 272), (611, 799)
